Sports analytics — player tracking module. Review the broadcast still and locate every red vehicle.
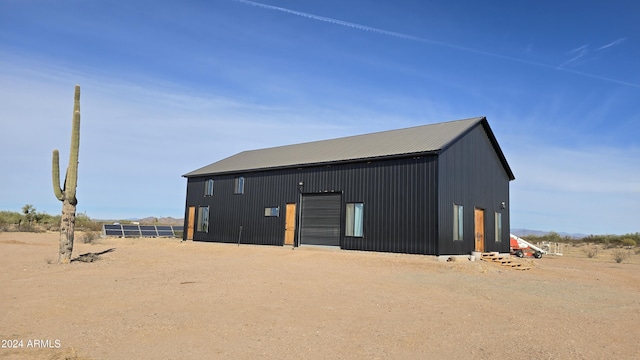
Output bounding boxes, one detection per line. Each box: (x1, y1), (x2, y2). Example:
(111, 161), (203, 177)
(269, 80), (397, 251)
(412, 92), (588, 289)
(510, 234), (544, 258)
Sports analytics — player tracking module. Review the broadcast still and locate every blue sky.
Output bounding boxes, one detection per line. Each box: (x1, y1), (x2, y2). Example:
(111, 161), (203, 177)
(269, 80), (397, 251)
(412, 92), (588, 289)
(1, 0), (638, 235)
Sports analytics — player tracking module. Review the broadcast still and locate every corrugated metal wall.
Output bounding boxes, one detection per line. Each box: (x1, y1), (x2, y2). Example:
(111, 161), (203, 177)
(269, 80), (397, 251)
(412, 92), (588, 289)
(184, 156), (440, 254)
(437, 123), (511, 255)
(183, 123), (511, 256)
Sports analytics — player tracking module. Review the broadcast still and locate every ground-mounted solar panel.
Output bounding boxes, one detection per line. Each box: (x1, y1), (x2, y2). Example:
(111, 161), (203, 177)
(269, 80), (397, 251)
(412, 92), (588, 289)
(140, 225), (158, 237)
(102, 224), (182, 238)
(122, 225), (141, 237)
(103, 224), (124, 237)
(155, 225), (173, 237)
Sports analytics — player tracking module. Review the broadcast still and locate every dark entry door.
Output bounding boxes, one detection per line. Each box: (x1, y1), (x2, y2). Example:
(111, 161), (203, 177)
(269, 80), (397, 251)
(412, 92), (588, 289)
(300, 194), (341, 246)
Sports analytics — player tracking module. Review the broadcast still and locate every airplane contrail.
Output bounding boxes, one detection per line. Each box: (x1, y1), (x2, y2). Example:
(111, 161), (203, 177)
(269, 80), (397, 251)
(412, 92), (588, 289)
(233, 0), (639, 89)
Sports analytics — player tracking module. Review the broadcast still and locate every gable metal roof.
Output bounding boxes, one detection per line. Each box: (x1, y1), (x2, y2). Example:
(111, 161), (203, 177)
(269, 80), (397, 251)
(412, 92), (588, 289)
(184, 116), (514, 179)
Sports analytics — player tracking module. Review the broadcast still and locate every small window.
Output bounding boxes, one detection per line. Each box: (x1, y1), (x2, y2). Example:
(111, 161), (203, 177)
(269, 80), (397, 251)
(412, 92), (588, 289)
(197, 206), (209, 232)
(495, 212), (502, 242)
(453, 204), (463, 241)
(234, 177), (245, 194)
(345, 203), (364, 237)
(264, 207), (280, 217)
(205, 179), (214, 196)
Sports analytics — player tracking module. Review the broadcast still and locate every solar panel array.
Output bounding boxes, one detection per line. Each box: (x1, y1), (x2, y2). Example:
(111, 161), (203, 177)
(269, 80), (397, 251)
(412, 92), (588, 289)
(102, 224), (184, 238)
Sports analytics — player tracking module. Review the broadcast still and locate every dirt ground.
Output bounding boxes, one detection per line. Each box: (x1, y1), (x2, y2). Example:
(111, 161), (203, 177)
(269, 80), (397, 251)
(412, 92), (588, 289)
(1, 232), (639, 360)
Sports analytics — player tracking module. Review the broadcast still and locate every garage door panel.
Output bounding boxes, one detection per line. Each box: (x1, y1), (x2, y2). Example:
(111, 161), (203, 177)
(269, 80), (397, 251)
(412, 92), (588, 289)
(301, 194), (341, 247)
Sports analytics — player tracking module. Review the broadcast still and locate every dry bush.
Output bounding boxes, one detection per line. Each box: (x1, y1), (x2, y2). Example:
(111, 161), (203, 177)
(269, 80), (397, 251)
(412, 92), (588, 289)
(621, 238), (636, 249)
(80, 231), (100, 244)
(612, 248), (629, 263)
(584, 244), (598, 259)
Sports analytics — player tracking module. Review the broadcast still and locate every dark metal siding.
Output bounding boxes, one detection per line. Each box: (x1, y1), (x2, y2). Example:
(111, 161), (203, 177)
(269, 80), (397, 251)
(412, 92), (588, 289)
(184, 156), (439, 254)
(437, 123), (511, 255)
(183, 123), (511, 256)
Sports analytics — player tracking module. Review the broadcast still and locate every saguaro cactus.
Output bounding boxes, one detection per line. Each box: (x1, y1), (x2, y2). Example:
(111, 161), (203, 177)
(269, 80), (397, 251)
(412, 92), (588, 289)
(52, 85), (81, 264)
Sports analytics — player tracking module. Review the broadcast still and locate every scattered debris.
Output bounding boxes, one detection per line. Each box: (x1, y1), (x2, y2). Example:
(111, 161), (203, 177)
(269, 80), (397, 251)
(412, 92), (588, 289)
(71, 248), (115, 263)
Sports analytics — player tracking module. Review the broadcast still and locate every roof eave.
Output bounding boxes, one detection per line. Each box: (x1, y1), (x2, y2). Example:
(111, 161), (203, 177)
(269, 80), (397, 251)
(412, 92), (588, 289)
(182, 150), (441, 178)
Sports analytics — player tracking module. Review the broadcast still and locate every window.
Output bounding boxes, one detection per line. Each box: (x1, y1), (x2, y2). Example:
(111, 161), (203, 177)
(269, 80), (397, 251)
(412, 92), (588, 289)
(495, 212), (502, 242)
(453, 204), (463, 241)
(264, 207), (280, 217)
(234, 177), (245, 194)
(345, 203), (364, 237)
(205, 179), (214, 196)
(197, 206), (209, 232)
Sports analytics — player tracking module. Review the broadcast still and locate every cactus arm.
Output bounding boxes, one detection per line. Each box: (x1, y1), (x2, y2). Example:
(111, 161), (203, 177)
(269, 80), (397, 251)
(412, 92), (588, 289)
(52, 149), (64, 201)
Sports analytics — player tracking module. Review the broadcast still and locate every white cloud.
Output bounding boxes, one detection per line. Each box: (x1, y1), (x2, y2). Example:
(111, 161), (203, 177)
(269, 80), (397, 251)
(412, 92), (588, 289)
(596, 37), (626, 51)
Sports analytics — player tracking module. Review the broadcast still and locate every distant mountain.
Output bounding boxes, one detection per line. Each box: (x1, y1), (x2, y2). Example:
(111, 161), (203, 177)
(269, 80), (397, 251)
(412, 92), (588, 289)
(136, 217), (184, 225)
(99, 217), (184, 225)
(511, 228), (587, 239)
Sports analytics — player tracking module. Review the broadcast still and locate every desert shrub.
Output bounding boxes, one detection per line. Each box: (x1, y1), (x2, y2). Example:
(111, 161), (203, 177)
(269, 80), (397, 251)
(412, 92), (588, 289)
(0, 210), (23, 226)
(612, 248), (628, 263)
(0, 209), (61, 232)
(38, 213), (61, 230)
(18, 223), (44, 233)
(584, 245), (598, 259)
(621, 238), (636, 248)
(80, 231), (100, 244)
(76, 213), (104, 231)
(582, 233), (640, 247)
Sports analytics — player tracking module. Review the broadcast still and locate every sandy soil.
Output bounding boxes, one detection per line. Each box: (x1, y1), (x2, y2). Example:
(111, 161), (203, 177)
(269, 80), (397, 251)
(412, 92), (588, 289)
(1, 232), (639, 360)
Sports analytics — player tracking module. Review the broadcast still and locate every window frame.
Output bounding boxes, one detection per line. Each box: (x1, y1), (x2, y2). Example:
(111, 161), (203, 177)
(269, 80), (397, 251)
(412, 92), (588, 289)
(453, 204), (463, 241)
(345, 202), (364, 237)
(234, 176), (245, 194)
(205, 179), (214, 197)
(494, 212), (502, 242)
(197, 206), (209, 233)
(264, 206), (280, 217)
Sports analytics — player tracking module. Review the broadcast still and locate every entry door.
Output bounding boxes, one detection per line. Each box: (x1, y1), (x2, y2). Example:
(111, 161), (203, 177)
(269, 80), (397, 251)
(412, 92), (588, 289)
(187, 206), (195, 240)
(284, 203), (296, 245)
(474, 208), (485, 252)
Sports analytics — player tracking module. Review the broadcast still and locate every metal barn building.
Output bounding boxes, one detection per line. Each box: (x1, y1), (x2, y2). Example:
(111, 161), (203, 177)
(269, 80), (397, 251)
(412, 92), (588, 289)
(182, 117), (515, 256)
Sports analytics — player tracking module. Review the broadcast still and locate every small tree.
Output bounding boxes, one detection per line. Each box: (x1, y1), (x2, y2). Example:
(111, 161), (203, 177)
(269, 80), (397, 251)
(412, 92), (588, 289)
(22, 204), (36, 225)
